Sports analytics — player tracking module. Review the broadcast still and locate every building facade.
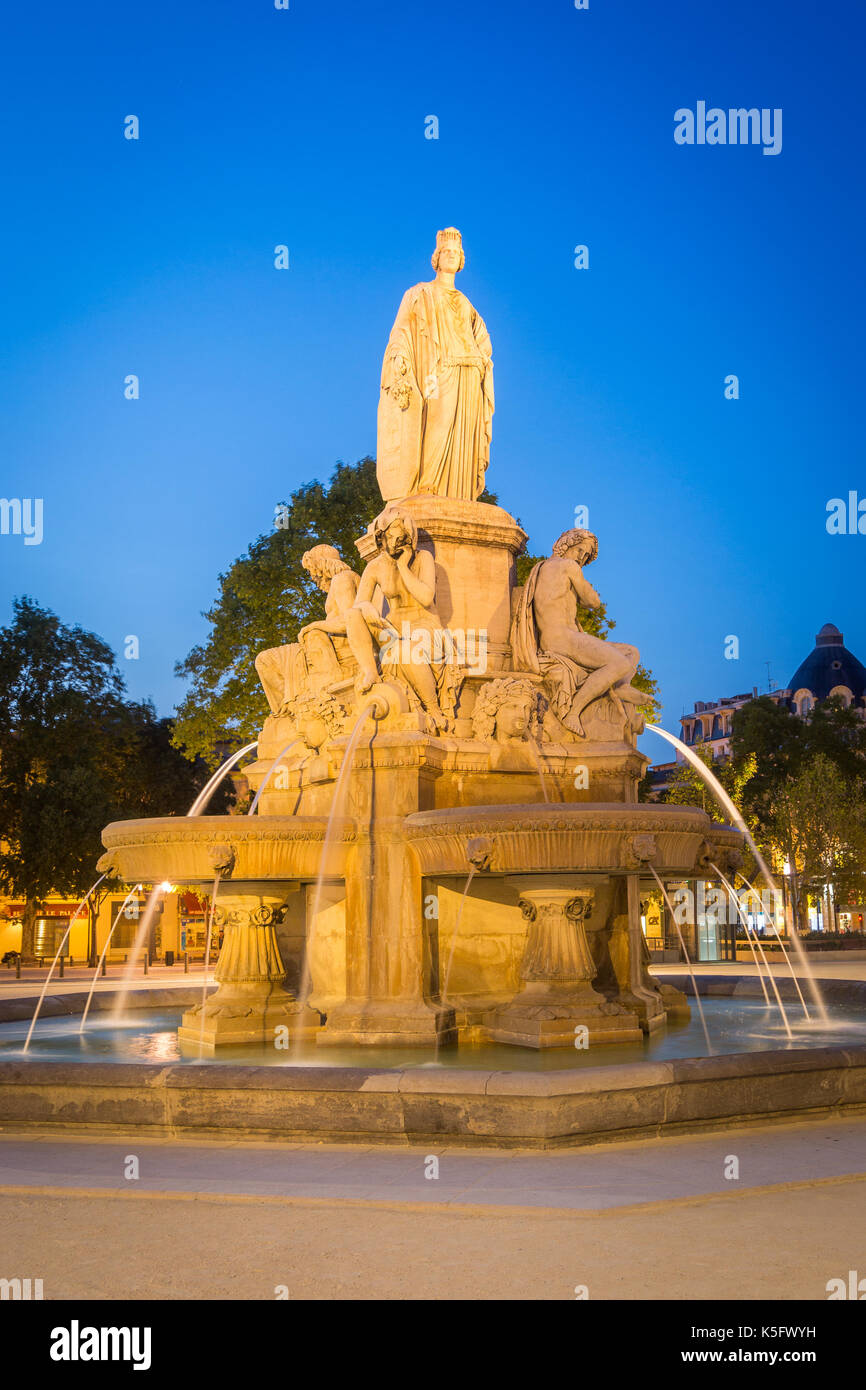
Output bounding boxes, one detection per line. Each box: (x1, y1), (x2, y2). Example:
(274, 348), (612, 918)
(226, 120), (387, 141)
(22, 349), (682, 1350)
(650, 623), (866, 796)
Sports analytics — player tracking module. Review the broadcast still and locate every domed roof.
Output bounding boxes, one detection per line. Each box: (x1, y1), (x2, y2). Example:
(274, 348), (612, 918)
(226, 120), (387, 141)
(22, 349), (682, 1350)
(787, 624), (866, 701)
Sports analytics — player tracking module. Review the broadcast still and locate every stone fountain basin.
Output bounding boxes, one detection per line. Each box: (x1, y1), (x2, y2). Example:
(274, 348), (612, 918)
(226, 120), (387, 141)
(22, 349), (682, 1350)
(101, 815), (356, 886)
(404, 803), (742, 876)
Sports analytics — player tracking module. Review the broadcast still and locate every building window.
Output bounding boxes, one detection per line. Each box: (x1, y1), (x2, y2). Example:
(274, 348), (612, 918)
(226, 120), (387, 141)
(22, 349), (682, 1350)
(794, 689), (813, 717)
(829, 685), (853, 708)
(108, 898), (163, 949)
(34, 917), (69, 957)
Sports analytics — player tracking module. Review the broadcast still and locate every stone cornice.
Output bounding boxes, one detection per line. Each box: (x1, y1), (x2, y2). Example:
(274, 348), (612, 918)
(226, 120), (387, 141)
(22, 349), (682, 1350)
(356, 497), (528, 558)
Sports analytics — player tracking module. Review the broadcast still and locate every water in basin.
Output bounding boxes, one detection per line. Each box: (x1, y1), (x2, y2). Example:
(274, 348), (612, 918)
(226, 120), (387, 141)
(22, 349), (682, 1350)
(2, 997), (865, 1071)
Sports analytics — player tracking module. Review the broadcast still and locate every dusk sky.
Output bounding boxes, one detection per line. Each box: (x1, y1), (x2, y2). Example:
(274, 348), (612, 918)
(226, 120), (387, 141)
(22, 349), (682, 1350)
(2, 0), (863, 751)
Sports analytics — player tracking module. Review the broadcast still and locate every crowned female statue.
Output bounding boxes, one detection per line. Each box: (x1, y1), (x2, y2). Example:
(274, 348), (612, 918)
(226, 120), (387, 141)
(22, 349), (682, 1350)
(376, 227), (494, 503)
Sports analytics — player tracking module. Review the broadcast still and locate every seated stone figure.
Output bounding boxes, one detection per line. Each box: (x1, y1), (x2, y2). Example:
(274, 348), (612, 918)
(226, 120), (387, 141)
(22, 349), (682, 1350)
(345, 507), (454, 731)
(255, 544), (359, 715)
(511, 528), (645, 738)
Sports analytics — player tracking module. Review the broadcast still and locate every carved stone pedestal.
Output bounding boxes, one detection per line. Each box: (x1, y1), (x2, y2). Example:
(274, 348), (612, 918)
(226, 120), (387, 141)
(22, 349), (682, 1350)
(484, 877), (643, 1048)
(316, 810), (458, 1048)
(177, 884), (321, 1051)
(356, 497), (527, 675)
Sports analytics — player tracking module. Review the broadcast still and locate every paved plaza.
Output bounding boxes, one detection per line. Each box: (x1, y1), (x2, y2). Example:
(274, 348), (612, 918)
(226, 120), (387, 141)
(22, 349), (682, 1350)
(1, 1116), (864, 1300)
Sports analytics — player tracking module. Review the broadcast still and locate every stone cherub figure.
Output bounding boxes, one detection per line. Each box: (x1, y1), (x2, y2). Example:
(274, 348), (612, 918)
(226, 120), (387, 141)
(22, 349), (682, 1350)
(376, 227), (494, 503)
(255, 544), (359, 714)
(345, 507), (452, 731)
(512, 528), (645, 738)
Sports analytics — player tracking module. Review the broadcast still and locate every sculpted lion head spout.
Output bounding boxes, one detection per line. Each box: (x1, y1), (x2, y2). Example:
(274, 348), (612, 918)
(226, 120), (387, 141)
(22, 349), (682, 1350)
(207, 844), (236, 877)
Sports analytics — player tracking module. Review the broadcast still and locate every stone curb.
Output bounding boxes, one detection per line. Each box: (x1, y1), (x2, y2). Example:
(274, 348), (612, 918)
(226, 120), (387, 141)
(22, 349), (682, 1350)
(2, 1045), (865, 1147)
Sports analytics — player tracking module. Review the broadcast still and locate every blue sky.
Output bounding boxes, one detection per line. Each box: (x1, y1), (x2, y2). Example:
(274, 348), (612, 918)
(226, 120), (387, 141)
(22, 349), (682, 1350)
(1, 0), (863, 750)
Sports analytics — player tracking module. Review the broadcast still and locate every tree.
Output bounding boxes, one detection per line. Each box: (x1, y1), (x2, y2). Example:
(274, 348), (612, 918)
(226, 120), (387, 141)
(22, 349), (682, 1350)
(662, 742), (757, 824)
(173, 457), (659, 765)
(761, 753), (866, 932)
(0, 598), (232, 961)
(113, 705), (234, 821)
(173, 457), (385, 763)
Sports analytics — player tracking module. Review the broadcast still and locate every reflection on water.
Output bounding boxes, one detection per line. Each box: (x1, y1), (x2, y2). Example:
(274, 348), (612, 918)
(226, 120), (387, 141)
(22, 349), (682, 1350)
(2, 997), (865, 1072)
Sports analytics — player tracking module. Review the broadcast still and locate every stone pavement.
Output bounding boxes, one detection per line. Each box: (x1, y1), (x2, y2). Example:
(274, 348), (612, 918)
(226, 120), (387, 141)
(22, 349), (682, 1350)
(2, 960), (865, 1299)
(2, 956), (864, 1002)
(1, 1115), (864, 1208)
(0, 962), (212, 995)
(1, 1117), (864, 1299)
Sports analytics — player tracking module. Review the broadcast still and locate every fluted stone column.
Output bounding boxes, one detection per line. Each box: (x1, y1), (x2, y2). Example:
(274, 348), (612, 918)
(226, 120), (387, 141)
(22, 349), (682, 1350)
(178, 882), (321, 1050)
(484, 875), (642, 1048)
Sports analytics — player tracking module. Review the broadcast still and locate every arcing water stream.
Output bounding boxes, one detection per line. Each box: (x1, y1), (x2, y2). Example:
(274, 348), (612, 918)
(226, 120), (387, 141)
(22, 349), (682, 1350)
(188, 741), (258, 816)
(645, 863), (713, 1055)
(80, 883), (143, 1032)
(646, 724), (828, 1022)
(248, 739), (301, 816)
(22, 873), (109, 1053)
(710, 861), (792, 1038)
(108, 883), (168, 1023)
(198, 873), (221, 1054)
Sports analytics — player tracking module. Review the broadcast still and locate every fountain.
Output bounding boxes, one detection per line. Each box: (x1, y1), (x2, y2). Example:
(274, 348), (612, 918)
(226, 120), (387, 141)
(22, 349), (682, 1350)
(4, 228), (865, 1148)
(96, 227), (746, 1056)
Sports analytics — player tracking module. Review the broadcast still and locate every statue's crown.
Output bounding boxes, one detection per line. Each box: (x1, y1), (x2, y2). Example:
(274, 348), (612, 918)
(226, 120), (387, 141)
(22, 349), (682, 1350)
(436, 227), (462, 247)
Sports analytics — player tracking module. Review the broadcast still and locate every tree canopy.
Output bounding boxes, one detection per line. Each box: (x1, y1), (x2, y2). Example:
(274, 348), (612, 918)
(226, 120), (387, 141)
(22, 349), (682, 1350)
(0, 597), (231, 939)
(173, 457), (383, 762)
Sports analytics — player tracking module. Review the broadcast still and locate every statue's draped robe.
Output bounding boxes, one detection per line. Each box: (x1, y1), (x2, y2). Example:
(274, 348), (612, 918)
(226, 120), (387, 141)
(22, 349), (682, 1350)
(377, 280), (494, 502)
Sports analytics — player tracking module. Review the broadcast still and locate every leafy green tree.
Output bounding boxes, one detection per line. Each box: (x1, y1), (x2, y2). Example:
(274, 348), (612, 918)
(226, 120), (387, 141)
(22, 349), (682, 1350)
(173, 458), (384, 763)
(728, 697), (806, 828)
(762, 752), (866, 931)
(0, 598), (230, 961)
(662, 742), (757, 823)
(738, 701), (866, 931)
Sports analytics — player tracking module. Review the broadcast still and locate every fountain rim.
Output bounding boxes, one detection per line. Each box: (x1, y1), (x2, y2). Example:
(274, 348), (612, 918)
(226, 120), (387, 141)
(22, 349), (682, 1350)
(2, 987), (865, 1148)
(102, 814), (359, 846)
(404, 802), (743, 834)
(4, 974), (865, 1151)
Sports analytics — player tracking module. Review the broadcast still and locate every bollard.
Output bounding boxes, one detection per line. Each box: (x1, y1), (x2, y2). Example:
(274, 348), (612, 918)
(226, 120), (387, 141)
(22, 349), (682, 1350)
(143, 951), (148, 976)
(59, 956), (64, 979)
(101, 956), (106, 977)
(16, 956), (21, 979)
(184, 951), (189, 974)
